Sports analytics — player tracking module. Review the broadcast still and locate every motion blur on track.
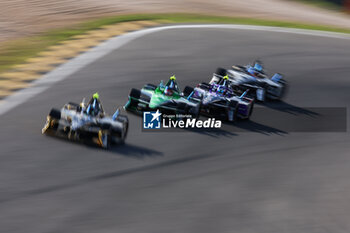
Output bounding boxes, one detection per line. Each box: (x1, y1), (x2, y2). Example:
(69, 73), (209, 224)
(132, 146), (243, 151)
(0, 26), (350, 233)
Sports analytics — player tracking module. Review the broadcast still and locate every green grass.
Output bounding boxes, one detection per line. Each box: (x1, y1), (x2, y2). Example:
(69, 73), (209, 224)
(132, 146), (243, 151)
(1, 13), (350, 74)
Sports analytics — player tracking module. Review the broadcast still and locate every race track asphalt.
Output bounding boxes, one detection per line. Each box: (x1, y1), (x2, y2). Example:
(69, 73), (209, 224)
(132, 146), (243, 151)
(0, 27), (350, 233)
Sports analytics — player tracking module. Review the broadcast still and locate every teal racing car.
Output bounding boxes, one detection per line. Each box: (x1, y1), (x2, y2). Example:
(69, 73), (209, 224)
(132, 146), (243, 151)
(124, 76), (201, 118)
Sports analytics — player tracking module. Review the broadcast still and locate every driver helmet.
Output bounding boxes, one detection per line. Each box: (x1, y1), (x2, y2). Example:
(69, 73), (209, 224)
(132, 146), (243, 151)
(247, 60), (263, 76)
(217, 86), (226, 95)
(86, 92), (101, 116)
(254, 61), (263, 72)
(168, 75), (176, 89)
(222, 75), (229, 86)
(164, 86), (173, 96)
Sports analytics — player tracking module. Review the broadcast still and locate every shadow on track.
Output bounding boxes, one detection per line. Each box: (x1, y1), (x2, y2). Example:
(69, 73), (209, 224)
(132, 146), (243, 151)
(231, 120), (287, 135)
(185, 121), (286, 136)
(109, 143), (163, 159)
(184, 127), (238, 138)
(262, 101), (319, 116)
(0, 152), (216, 204)
(44, 133), (163, 158)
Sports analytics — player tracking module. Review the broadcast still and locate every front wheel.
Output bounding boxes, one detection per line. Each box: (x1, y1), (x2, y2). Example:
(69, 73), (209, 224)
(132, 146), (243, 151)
(127, 88), (141, 108)
(256, 87), (266, 102)
(226, 101), (238, 122)
(278, 79), (288, 100)
(216, 67), (227, 76)
(42, 108), (60, 134)
(244, 101), (254, 121)
(116, 115), (129, 144)
(189, 103), (202, 119)
(183, 86), (194, 98)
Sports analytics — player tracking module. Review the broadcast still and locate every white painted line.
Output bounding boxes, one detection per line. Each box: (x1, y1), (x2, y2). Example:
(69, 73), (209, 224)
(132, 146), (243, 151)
(0, 24), (349, 116)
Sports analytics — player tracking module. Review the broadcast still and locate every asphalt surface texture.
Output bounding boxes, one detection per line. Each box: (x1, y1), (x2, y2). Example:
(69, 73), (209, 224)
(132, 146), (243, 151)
(0, 27), (350, 233)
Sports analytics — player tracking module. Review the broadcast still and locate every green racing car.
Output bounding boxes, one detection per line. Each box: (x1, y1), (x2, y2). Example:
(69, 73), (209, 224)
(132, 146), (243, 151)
(124, 76), (201, 118)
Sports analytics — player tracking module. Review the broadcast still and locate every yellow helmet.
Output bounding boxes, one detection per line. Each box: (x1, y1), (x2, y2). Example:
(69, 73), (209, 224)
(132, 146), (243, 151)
(170, 75), (176, 81)
(93, 92), (99, 99)
(223, 75), (229, 80)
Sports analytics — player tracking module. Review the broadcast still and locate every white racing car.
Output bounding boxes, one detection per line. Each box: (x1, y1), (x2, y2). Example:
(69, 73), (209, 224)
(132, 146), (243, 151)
(211, 61), (287, 102)
(42, 93), (128, 149)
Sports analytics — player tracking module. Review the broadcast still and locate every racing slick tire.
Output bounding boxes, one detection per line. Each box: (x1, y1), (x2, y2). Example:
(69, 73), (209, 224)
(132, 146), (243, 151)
(243, 101), (254, 121)
(256, 87), (267, 102)
(183, 86), (194, 98)
(128, 88), (141, 108)
(216, 67), (227, 76)
(278, 79), (288, 100)
(42, 108), (60, 134)
(248, 101), (254, 119)
(189, 102), (202, 119)
(68, 130), (79, 141)
(110, 125), (127, 145)
(116, 114), (129, 143)
(49, 108), (61, 120)
(226, 101), (238, 122)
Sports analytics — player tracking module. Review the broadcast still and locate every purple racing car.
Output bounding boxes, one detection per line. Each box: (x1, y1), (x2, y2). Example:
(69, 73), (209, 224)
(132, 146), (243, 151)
(184, 76), (254, 122)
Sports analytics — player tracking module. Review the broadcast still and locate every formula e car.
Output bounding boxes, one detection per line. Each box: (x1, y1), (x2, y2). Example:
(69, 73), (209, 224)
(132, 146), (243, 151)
(211, 61), (287, 102)
(124, 76), (201, 118)
(42, 93), (128, 149)
(184, 77), (254, 122)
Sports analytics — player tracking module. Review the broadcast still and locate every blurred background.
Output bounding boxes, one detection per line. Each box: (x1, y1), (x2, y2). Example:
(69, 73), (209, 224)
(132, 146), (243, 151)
(0, 0), (350, 43)
(0, 1), (350, 233)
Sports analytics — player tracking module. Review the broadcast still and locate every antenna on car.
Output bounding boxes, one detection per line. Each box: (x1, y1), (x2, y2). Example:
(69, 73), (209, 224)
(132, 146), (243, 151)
(112, 108), (120, 120)
(239, 89), (249, 99)
(81, 98), (86, 108)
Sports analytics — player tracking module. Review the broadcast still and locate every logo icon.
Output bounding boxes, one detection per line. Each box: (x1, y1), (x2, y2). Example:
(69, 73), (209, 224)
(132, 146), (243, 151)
(143, 110), (162, 129)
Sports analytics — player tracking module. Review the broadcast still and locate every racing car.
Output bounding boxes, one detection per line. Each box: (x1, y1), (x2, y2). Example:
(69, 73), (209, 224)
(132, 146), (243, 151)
(184, 75), (254, 122)
(210, 61), (287, 102)
(42, 93), (129, 149)
(124, 76), (201, 118)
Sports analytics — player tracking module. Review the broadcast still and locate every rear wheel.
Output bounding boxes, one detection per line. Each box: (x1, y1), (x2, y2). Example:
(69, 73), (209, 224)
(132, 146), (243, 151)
(128, 88), (141, 108)
(216, 67), (227, 76)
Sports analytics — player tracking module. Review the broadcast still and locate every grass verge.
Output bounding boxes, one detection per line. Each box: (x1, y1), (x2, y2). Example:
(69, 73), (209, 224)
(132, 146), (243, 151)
(1, 13), (350, 74)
